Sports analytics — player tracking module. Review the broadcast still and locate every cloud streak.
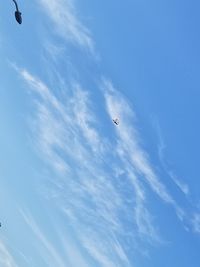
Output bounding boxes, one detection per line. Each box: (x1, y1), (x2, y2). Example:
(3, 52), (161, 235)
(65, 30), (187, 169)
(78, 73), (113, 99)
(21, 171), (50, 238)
(18, 69), (133, 265)
(37, 0), (94, 53)
(17, 63), (200, 267)
(0, 241), (19, 267)
(4, 0), (200, 265)
(103, 79), (174, 204)
(20, 209), (91, 267)
(156, 123), (190, 197)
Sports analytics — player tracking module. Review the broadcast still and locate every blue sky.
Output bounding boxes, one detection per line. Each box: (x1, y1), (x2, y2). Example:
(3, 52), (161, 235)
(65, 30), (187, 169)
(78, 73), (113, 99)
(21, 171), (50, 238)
(1, 0), (200, 266)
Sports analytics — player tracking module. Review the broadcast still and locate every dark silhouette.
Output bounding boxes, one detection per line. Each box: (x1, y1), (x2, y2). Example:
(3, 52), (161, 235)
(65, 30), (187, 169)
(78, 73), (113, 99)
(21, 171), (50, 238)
(113, 118), (119, 125)
(12, 0), (22, 24)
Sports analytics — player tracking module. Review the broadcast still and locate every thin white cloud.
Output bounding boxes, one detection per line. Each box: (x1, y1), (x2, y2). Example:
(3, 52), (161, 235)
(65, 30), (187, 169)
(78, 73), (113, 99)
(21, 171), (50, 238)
(168, 171), (189, 196)
(103, 79), (174, 204)
(20, 209), (92, 267)
(37, 0), (94, 53)
(18, 69), (133, 266)
(81, 237), (127, 267)
(156, 122), (190, 196)
(18, 68), (198, 266)
(102, 79), (190, 227)
(191, 213), (200, 233)
(20, 209), (67, 267)
(0, 241), (19, 267)
(5, 0), (200, 264)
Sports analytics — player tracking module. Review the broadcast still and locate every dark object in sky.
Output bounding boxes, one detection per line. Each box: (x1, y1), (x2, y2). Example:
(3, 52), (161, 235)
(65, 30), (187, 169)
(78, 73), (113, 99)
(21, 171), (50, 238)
(15, 10), (22, 24)
(113, 118), (119, 125)
(12, 0), (22, 24)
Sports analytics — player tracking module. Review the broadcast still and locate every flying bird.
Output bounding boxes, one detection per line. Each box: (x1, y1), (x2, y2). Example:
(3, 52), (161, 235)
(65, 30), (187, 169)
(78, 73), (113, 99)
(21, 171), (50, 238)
(113, 118), (119, 125)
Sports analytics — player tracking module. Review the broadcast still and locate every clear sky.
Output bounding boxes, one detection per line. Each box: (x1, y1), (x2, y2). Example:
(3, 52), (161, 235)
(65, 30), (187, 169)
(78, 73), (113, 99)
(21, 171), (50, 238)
(1, 0), (200, 266)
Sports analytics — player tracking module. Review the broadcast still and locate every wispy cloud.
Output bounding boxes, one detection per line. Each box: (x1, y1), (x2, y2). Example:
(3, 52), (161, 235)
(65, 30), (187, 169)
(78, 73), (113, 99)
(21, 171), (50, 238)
(191, 213), (200, 233)
(37, 0), (94, 53)
(103, 79), (174, 204)
(0, 241), (19, 267)
(20, 209), (90, 267)
(4, 0), (200, 265)
(168, 171), (189, 196)
(17, 68), (198, 266)
(102, 79), (191, 226)
(156, 122), (190, 196)
(18, 69), (151, 265)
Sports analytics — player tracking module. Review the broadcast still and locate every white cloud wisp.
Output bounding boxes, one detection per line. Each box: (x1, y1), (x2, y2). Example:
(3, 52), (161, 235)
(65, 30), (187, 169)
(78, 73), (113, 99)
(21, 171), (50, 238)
(37, 0), (94, 53)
